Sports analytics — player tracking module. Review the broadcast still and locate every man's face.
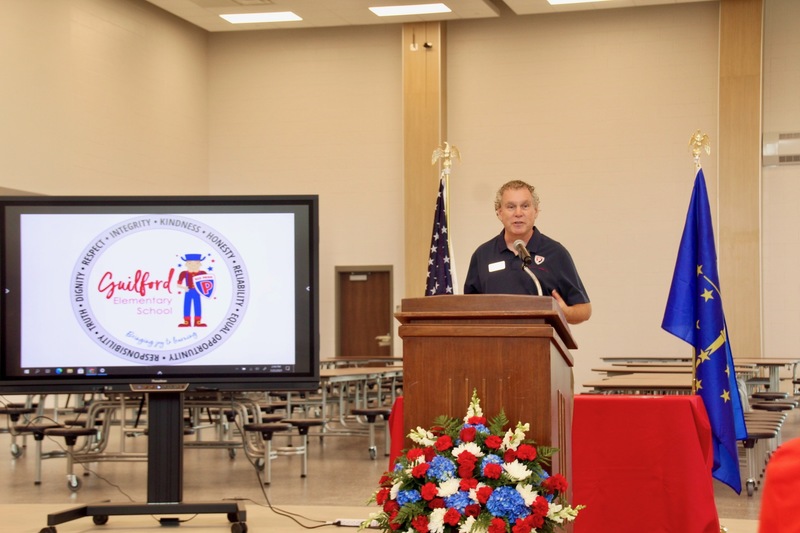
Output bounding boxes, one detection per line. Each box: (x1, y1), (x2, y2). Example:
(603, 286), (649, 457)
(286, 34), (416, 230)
(496, 187), (539, 240)
(186, 260), (202, 272)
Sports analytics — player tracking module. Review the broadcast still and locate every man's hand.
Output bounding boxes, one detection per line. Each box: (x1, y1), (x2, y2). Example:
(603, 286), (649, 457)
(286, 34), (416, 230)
(551, 289), (592, 325)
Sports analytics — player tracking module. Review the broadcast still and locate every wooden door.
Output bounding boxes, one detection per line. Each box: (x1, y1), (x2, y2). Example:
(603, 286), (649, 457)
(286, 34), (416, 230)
(336, 266), (393, 358)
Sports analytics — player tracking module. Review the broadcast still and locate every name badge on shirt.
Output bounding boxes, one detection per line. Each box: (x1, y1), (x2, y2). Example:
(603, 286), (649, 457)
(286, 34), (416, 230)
(488, 261), (505, 272)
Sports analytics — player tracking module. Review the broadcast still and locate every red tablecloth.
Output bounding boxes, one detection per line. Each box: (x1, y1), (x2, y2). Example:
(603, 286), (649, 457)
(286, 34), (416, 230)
(759, 437), (800, 533)
(572, 395), (719, 533)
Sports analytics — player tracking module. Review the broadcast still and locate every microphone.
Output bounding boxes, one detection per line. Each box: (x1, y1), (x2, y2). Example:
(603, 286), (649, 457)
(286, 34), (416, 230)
(513, 240), (532, 266)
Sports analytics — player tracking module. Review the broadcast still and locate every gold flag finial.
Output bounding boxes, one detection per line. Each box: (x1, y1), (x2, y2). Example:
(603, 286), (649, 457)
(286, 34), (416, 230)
(689, 130), (711, 164)
(432, 142), (461, 175)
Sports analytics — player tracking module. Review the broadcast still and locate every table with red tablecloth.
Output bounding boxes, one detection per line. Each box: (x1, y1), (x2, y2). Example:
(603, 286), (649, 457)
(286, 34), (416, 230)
(572, 395), (720, 533)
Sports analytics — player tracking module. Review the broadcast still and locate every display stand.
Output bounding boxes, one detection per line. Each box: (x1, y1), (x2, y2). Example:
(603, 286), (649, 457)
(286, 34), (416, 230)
(396, 294), (575, 487)
(40, 390), (248, 533)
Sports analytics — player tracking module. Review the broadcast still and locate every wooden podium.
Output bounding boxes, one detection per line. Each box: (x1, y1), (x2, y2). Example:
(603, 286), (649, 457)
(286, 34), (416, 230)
(396, 294), (576, 480)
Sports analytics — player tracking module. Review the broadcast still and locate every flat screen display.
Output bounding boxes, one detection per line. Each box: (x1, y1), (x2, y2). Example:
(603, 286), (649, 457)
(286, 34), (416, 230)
(0, 195), (319, 393)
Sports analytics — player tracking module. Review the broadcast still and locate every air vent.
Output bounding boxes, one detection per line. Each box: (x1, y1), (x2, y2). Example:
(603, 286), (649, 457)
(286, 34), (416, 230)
(763, 132), (800, 166)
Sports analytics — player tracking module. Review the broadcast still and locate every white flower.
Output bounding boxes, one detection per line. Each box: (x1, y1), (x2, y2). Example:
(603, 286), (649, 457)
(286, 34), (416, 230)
(515, 483), (539, 506)
(464, 392), (484, 423)
(501, 422), (529, 451)
(547, 504), (582, 524)
(452, 441), (485, 458)
(468, 482), (488, 503)
(504, 460), (532, 482)
(409, 426), (437, 446)
(437, 478), (461, 497)
(390, 481), (401, 500)
(428, 508), (447, 533)
(459, 516), (484, 533)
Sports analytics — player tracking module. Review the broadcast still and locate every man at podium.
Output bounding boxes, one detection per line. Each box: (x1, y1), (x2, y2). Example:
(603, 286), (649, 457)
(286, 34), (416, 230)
(464, 180), (591, 325)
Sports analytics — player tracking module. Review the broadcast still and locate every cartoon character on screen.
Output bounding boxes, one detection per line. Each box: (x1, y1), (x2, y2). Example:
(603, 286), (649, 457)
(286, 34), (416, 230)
(177, 253), (214, 327)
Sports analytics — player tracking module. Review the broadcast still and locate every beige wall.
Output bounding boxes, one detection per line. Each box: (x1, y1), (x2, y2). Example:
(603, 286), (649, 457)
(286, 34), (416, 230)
(1, 0), (778, 390)
(206, 25), (404, 360)
(763, 0), (800, 358)
(0, 0), (208, 195)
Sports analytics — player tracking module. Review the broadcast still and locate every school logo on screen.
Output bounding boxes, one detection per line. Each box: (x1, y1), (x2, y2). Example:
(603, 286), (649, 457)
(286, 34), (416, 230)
(70, 215), (250, 364)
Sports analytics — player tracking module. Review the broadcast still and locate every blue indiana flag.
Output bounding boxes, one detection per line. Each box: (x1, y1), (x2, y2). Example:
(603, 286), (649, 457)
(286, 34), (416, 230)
(662, 168), (748, 493)
(425, 176), (454, 296)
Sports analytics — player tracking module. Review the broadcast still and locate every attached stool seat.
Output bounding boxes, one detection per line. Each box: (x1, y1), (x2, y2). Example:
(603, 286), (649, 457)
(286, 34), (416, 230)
(0, 407), (36, 458)
(283, 418), (324, 477)
(743, 426), (779, 497)
(13, 423), (63, 485)
(350, 407), (392, 460)
(243, 422), (291, 484)
(43, 426), (98, 492)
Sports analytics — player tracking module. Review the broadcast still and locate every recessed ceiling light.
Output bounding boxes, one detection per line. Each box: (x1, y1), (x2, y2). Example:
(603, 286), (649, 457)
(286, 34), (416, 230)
(220, 12), (302, 24)
(369, 3), (452, 17)
(548, 0), (611, 5)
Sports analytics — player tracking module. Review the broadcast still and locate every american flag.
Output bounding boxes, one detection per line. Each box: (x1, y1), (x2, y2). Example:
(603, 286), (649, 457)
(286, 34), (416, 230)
(425, 175), (454, 295)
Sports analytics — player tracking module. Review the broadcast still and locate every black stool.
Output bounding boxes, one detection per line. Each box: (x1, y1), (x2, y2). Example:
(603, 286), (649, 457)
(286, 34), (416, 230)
(44, 426), (98, 492)
(350, 407), (391, 460)
(283, 418), (324, 477)
(243, 422), (291, 484)
(13, 423), (62, 485)
(0, 407), (36, 458)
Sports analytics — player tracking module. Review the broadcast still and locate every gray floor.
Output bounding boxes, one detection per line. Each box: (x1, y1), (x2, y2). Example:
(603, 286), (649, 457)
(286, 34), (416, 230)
(0, 394), (791, 531)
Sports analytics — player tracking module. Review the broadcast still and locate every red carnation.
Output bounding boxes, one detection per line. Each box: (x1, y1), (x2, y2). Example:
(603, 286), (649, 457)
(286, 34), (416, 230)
(411, 515), (430, 533)
(428, 497), (445, 509)
(421, 482), (438, 501)
(376, 487), (390, 505)
(464, 504), (481, 518)
(434, 435), (454, 451)
(407, 448), (424, 461)
(542, 473), (568, 494)
(533, 496), (549, 519)
(530, 514), (544, 529)
(484, 435), (503, 449)
(488, 517), (506, 533)
(476, 486), (493, 504)
(412, 463), (430, 478)
(423, 447), (437, 462)
(483, 463), (503, 479)
(516, 444), (537, 461)
(458, 464), (476, 478)
(460, 426), (477, 442)
(503, 449), (517, 463)
(512, 518), (532, 533)
(467, 416), (486, 425)
(388, 510), (401, 530)
(457, 450), (476, 465)
(444, 508), (461, 526)
(384, 500), (400, 513)
(459, 477), (478, 491)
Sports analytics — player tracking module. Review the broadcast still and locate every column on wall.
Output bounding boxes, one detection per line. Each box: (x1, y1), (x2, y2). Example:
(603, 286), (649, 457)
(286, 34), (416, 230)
(402, 22), (447, 298)
(718, 0), (763, 356)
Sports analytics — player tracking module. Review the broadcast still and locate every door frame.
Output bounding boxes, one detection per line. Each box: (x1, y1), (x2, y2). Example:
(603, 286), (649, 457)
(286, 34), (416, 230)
(334, 265), (394, 356)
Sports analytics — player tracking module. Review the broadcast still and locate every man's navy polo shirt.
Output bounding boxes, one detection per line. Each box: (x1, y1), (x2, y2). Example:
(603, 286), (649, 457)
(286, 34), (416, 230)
(463, 228), (590, 306)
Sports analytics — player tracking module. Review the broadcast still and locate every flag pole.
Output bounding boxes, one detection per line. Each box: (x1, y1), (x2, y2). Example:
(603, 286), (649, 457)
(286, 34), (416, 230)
(688, 129), (711, 395)
(432, 142), (461, 293)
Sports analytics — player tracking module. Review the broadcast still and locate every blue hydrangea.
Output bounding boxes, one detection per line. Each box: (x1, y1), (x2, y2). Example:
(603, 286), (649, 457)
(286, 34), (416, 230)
(444, 490), (472, 513)
(428, 455), (457, 481)
(480, 454), (503, 477)
(463, 422), (490, 435)
(486, 486), (531, 523)
(396, 489), (421, 506)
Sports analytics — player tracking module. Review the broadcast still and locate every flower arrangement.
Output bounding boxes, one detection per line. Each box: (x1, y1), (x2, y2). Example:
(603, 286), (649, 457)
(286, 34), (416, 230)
(363, 391), (583, 533)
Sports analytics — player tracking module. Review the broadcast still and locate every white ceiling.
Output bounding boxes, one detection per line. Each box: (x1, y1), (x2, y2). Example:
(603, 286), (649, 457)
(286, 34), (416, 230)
(144, 0), (711, 32)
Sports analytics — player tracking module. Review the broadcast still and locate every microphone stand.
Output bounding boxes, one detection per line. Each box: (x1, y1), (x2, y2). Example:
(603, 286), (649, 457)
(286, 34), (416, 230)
(521, 262), (543, 296)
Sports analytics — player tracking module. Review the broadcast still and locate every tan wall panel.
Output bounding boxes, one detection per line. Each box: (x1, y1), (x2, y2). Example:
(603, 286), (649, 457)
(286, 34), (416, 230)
(403, 23), (447, 297)
(719, 0), (763, 356)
